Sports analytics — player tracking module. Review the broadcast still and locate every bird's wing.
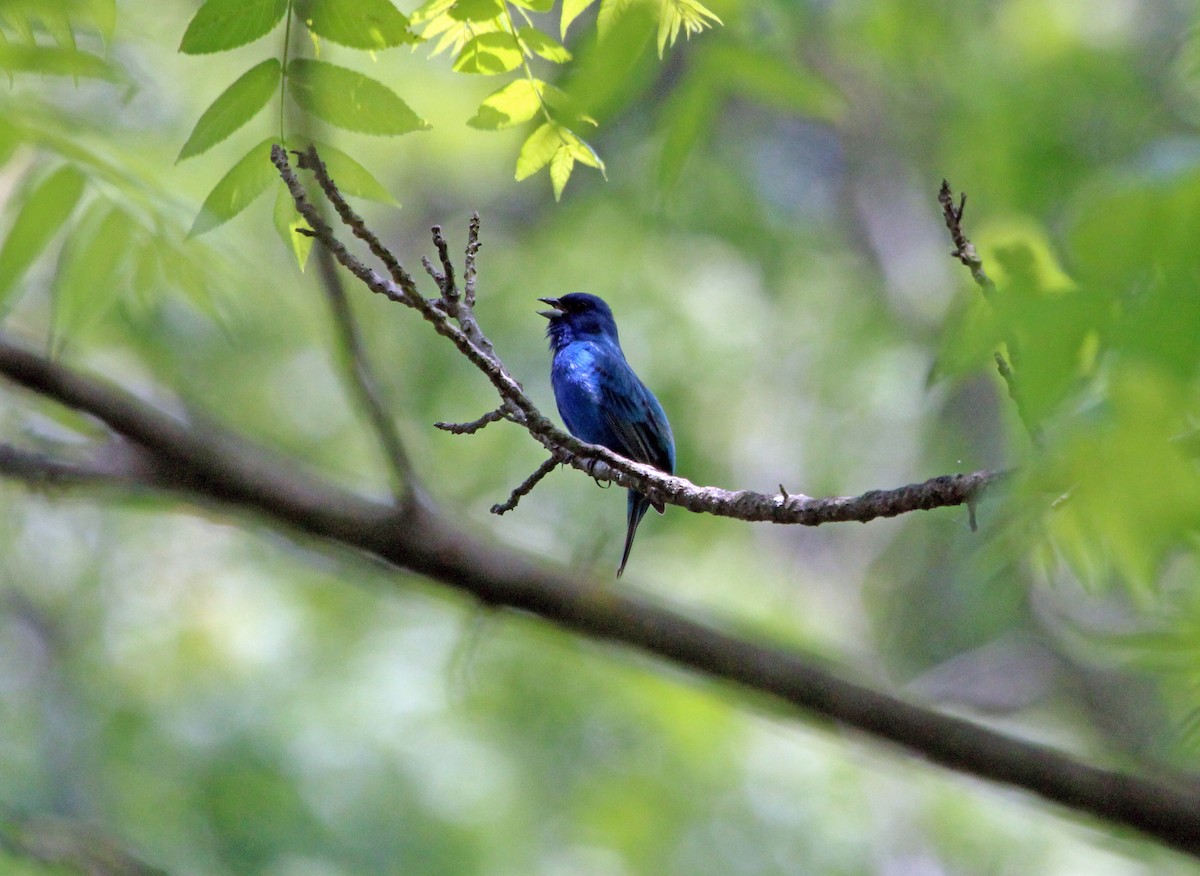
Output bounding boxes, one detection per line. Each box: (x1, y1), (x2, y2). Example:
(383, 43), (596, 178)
(596, 361), (675, 476)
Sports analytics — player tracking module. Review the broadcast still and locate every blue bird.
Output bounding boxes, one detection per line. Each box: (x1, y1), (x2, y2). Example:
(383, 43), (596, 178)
(539, 292), (675, 577)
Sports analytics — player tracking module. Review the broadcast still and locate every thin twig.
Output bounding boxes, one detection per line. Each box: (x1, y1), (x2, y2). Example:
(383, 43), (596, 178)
(420, 254), (445, 293)
(431, 225), (457, 299)
(463, 212), (481, 307)
(491, 456), (558, 514)
(940, 180), (1041, 443)
(939, 179), (996, 298)
(294, 146), (421, 305)
(435, 406), (508, 435)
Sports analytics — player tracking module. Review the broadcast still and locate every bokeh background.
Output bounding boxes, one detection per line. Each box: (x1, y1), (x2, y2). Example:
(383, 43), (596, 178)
(3, 0), (1200, 873)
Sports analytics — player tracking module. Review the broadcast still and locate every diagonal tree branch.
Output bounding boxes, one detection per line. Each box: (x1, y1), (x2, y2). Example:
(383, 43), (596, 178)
(276, 146), (1001, 526)
(0, 334), (1197, 857)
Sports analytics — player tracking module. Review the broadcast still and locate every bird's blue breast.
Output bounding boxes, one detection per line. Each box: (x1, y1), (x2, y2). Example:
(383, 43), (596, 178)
(551, 341), (616, 446)
(550, 338), (675, 474)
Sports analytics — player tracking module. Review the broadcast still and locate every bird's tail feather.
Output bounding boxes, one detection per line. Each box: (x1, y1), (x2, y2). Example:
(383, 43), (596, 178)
(618, 490), (652, 578)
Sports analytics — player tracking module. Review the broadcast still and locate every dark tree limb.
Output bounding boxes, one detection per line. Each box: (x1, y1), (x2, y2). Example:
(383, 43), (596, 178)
(0, 809), (166, 876)
(0, 335), (1197, 857)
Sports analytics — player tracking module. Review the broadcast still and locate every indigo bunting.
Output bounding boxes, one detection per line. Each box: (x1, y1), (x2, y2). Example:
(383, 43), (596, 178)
(539, 293), (675, 577)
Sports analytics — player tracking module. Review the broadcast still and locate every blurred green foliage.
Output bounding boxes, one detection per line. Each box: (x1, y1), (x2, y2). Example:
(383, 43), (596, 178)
(2, 0), (1200, 874)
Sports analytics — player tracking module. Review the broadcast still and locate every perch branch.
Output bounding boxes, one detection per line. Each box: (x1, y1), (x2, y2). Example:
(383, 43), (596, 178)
(277, 146), (1003, 526)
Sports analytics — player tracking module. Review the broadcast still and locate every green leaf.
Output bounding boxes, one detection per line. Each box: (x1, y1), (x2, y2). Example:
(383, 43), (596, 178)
(179, 0), (287, 54)
(549, 142), (573, 201)
(188, 138), (278, 237)
(467, 78), (545, 130)
(273, 182), (313, 271)
(287, 59), (430, 134)
(295, 138), (398, 204)
(546, 128), (603, 199)
(656, 0), (721, 57)
(596, 0), (643, 38)
(52, 203), (136, 341)
(409, 0), (455, 24)
(510, 0), (555, 11)
(178, 59), (281, 162)
(0, 43), (116, 79)
(515, 122), (560, 180)
(448, 0), (503, 23)
(515, 122), (602, 196)
(0, 163), (86, 310)
(561, 0), (598, 36)
(518, 27), (571, 63)
(452, 31), (522, 74)
(293, 0), (420, 49)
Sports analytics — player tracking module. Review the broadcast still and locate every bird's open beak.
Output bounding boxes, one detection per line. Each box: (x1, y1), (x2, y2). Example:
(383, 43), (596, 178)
(537, 297), (564, 319)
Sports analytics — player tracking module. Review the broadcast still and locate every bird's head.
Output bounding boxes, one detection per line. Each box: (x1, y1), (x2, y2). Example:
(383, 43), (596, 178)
(538, 292), (620, 348)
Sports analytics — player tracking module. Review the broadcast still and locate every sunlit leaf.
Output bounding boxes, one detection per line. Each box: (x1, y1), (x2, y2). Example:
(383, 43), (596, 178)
(560, 0), (597, 37)
(516, 123), (603, 199)
(452, 32), (521, 74)
(515, 121), (560, 180)
(0, 163), (86, 310)
(510, 0), (555, 11)
(448, 0), (503, 22)
(518, 27), (571, 63)
(178, 59), (281, 161)
(549, 141), (574, 201)
(409, 0), (454, 24)
(467, 78), (547, 130)
(596, 0), (642, 38)
(656, 0), (721, 57)
(287, 59), (430, 134)
(179, 0), (287, 54)
(188, 138), (277, 237)
(294, 0), (420, 49)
